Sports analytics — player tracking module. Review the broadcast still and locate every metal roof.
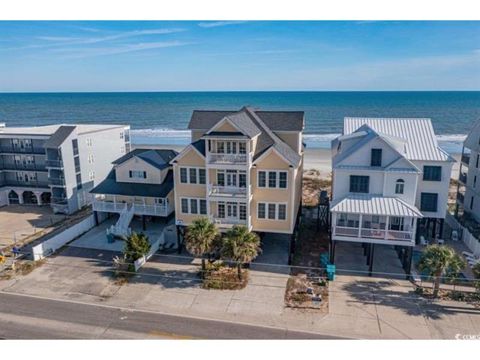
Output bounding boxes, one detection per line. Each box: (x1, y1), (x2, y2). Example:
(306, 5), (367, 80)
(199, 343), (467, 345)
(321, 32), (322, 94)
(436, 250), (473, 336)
(330, 194), (423, 217)
(344, 117), (453, 162)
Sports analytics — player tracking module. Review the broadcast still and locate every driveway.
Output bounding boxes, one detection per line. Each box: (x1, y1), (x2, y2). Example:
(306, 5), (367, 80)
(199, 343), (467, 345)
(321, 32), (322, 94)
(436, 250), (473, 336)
(0, 205), (66, 249)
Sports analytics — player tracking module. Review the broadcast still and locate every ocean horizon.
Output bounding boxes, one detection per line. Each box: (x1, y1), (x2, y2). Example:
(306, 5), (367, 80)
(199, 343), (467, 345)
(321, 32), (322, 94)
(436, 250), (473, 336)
(1, 91), (479, 153)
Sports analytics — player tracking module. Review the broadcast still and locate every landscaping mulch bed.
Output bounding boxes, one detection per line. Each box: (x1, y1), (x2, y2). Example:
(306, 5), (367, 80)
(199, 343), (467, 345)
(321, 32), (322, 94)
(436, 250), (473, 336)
(285, 274), (329, 312)
(202, 262), (248, 290)
(415, 286), (480, 307)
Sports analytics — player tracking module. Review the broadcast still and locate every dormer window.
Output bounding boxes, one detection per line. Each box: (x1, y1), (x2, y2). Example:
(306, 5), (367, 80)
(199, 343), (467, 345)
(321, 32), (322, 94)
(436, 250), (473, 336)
(395, 179), (405, 194)
(371, 148), (382, 167)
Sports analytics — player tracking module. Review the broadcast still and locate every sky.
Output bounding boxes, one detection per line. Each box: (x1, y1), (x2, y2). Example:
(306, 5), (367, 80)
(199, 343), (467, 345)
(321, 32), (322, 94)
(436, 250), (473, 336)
(0, 21), (479, 92)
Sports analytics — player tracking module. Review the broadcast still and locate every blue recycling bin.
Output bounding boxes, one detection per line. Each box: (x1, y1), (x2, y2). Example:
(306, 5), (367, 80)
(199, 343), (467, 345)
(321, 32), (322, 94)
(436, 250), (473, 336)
(326, 264), (336, 281)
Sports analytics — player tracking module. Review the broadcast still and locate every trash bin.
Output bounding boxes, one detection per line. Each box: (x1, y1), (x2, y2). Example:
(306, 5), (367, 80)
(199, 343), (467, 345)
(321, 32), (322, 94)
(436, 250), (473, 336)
(326, 264), (336, 281)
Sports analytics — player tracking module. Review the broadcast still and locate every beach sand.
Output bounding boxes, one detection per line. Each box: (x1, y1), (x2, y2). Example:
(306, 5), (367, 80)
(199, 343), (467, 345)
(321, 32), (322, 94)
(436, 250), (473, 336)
(134, 143), (460, 180)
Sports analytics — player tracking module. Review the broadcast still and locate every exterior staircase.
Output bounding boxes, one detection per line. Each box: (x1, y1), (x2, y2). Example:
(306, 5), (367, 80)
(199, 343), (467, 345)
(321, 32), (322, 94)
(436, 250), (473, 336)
(107, 204), (134, 238)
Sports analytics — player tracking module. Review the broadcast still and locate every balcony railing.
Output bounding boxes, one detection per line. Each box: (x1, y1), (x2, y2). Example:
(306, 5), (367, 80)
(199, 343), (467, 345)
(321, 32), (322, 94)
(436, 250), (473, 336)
(92, 200), (127, 213)
(0, 146), (45, 155)
(208, 184), (247, 197)
(132, 203), (173, 217)
(49, 177), (65, 186)
(459, 172), (468, 184)
(211, 217), (247, 227)
(207, 153), (249, 165)
(457, 192), (465, 204)
(2, 180), (49, 188)
(45, 159), (64, 168)
(1, 163), (47, 171)
(461, 153), (470, 166)
(333, 225), (414, 242)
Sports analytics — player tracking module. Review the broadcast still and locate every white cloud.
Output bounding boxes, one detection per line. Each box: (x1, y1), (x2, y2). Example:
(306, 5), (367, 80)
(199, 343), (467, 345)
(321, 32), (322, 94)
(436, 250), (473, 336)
(198, 21), (246, 28)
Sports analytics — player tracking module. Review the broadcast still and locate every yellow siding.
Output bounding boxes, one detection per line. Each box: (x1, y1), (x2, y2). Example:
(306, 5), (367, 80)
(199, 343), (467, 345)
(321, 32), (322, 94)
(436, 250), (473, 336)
(275, 132), (300, 153)
(115, 156), (163, 184)
(212, 120), (238, 133)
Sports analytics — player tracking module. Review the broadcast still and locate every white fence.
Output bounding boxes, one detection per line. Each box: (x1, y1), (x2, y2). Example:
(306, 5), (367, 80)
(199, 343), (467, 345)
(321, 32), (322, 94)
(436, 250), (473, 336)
(445, 213), (480, 257)
(32, 214), (96, 260)
(134, 232), (164, 271)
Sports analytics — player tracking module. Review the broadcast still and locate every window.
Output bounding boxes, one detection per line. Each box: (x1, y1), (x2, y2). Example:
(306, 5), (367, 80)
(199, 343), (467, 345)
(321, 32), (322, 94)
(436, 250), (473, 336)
(420, 193), (438, 212)
(268, 204), (276, 219)
(189, 168), (197, 184)
(72, 139), (79, 156)
(278, 204), (287, 220)
(350, 175), (369, 193)
(190, 199), (198, 214)
(257, 202), (287, 220)
(217, 142), (224, 153)
(120, 132), (124, 139)
(88, 154), (94, 164)
(258, 170), (288, 188)
(279, 172), (287, 188)
(423, 166), (441, 181)
(181, 198), (189, 213)
(258, 171), (266, 187)
(179, 167), (205, 184)
(474, 176), (477, 188)
(395, 179), (405, 194)
(180, 168), (187, 183)
(86, 138), (93, 147)
(239, 172), (246, 187)
(89, 171), (95, 181)
(371, 149), (382, 167)
(239, 204), (247, 220)
(218, 203), (225, 218)
(199, 169), (206, 185)
(477, 154), (479, 168)
(470, 196), (474, 210)
(200, 200), (207, 215)
(268, 171), (277, 188)
(217, 171), (225, 186)
(258, 203), (266, 219)
(129, 170), (146, 179)
(239, 142), (246, 154)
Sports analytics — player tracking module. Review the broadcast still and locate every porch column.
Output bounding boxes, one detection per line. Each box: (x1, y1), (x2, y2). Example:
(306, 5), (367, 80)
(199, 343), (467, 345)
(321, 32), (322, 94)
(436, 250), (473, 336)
(113, 195), (117, 211)
(331, 213), (337, 236)
(358, 214), (363, 238)
(432, 219), (437, 241)
(34, 191), (42, 205)
(18, 191), (24, 204)
(384, 216), (390, 240)
(439, 219), (444, 239)
(368, 244), (375, 276)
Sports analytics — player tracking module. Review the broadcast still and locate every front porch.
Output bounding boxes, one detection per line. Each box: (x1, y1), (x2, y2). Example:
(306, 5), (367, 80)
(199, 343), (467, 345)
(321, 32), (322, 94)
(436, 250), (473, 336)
(92, 194), (174, 217)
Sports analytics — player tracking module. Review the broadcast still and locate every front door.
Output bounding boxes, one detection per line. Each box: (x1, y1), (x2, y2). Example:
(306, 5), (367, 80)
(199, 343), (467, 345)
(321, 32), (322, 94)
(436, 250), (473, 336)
(226, 202), (238, 219)
(226, 170), (237, 187)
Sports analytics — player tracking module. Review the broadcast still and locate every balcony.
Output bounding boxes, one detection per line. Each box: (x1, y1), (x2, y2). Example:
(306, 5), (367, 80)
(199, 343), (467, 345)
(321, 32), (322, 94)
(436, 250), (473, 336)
(45, 159), (64, 168)
(461, 153), (470, 166)
(208, 184), (247, 198)
(207, 153), (249, 165)
(211, 216), (248, 228)
(92, 200), (127, 213)
(0, 146), (45, 155)
(2, 180), (49, 188)
(333, 225), (414, 242)
(49, 177), (65, 186)
(132, 203), (174, 217)
(1, 163), (47, 172)
(459, 172), (468, 184)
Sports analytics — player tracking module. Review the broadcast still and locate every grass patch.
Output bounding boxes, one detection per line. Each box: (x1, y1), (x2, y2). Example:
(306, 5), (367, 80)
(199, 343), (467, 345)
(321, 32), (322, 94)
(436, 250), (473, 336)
(285, 274), (329, 311)
(202, 262), (248, 290)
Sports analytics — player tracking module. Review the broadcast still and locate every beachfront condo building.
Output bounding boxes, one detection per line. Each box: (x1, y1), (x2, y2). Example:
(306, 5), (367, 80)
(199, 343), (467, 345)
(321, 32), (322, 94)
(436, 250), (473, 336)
(90, 148), (177, 236)
(330, 117), (455, 273)
(0, 122), (130, 214)
(171, 107), (304, 235)
(456, 119), (480, 223)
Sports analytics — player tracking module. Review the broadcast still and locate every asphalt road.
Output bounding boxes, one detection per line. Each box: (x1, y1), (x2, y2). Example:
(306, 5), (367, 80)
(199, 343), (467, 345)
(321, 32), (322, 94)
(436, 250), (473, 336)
(0, 292), (341, 339)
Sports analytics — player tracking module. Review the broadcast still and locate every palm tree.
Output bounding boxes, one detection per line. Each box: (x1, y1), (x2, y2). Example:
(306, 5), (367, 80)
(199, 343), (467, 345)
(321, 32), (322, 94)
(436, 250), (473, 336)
(222, 225), (261, 280)
(184, 218), (219, 275)
(123, 232), (151, 262)
(418, 245), (466, 298)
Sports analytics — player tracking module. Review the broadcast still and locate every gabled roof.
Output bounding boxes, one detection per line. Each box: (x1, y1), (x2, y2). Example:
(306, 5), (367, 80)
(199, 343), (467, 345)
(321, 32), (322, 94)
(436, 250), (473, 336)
(189, 109), (304, 132)
(344, 117), (454, 162)
(90, 169), (174, 197)
(330, 194), (423, 217)
(112, 148), (178, 170)
(191, 139), (206, 156)
(206, 111), (261, 139)
(43, 125), (76, 148)
(464, 119), (480, 150)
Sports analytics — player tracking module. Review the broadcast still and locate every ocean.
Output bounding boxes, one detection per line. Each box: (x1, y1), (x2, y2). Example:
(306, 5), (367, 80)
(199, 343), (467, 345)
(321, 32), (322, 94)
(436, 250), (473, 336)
(0, 91), (479, 153)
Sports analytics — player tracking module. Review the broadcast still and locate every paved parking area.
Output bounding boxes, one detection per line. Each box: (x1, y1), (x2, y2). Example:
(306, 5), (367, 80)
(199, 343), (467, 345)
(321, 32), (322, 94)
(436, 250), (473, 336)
(0, 205), (66, 249)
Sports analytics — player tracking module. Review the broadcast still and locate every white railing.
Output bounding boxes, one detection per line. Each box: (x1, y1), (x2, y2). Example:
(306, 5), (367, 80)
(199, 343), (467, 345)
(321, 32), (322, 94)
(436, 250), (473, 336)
(92, 200), (127, 213)
(334, 225), (413, 242)
(208, 184), (247, 197)
(211, 217), (247, 227)
(132, 203), (173, 217)
(207, 153), (248, 164)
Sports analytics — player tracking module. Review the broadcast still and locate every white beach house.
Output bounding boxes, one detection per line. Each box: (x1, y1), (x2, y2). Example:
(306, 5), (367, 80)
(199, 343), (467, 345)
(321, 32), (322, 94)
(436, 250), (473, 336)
(456, 119), (480, 223)
(330, 117), (455, 274)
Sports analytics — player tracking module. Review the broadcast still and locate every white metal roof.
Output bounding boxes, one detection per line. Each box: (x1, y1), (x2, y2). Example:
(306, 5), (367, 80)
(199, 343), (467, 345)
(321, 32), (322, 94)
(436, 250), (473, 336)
(344, 117), (453, 162)
(0, 124), (127, 136)
(330, 194), (423, 217)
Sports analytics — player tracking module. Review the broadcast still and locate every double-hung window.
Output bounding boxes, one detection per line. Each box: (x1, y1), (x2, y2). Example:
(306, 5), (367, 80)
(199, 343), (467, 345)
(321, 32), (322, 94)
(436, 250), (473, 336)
(181, 198), (207, 215)
(179, 167), (205, 184)
(423, 166), (442, 181)
(129, 170), (146, 179)
(257, 202), (287, 221)
(371, 149), (382, 167)
(420, 193), (438, 212)
(349, 175), (369, 193)
(258, 170), (288, 189)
